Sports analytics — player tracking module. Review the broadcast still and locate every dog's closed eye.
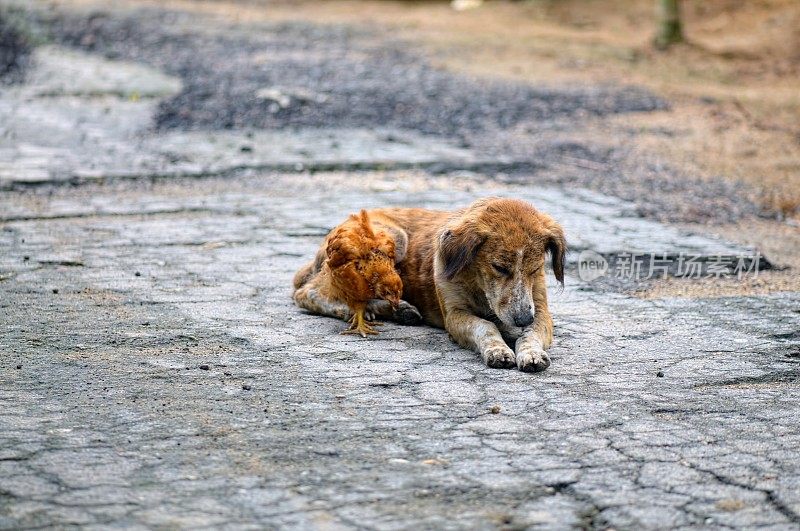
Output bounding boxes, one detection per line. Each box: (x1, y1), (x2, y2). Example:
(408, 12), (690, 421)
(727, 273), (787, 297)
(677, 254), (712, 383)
(492, 263), (512, 277)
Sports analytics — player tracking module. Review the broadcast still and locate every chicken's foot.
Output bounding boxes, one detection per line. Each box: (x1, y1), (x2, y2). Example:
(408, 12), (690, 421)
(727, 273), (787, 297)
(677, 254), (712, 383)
(342, 308), (383, 338)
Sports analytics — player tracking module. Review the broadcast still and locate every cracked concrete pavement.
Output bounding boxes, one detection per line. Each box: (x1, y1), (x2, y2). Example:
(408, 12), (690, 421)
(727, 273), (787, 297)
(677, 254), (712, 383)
(2, 173), (799, 529)
(1, 3), (799, 529)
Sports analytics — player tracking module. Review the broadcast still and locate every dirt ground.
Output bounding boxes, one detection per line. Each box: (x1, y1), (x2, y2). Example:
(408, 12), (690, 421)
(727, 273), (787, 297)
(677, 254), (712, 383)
(31, 0), (800, 297)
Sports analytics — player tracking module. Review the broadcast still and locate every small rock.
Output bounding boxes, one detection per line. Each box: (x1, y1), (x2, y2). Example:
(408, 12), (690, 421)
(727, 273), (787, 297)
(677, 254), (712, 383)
(52, 288), (59, 294)
(224, 371), (232, 376)
(451, 0), (483, 11)
(134, 271), (141, 277)
(242, 384), (252, 391)
(16, 364), (22, 370)
(256, 88), (291, 108)
(240, 145), (253, 153)
(716, 499), (745, 512)
(201, 241), (227, 251)
(490, 405), (501, 414)
(23, 256), (30, 261)
(199, 364), (210, 371)
(312, 448), (339, 457)
(657, 371), (664, 377)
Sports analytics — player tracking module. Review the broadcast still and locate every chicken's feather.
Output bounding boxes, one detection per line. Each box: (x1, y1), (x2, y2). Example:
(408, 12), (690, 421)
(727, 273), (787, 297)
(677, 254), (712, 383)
(323, 209), (402, 311)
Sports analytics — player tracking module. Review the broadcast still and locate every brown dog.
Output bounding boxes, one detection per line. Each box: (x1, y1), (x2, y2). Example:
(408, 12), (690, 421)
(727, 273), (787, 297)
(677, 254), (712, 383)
(293, 197), (566, 372)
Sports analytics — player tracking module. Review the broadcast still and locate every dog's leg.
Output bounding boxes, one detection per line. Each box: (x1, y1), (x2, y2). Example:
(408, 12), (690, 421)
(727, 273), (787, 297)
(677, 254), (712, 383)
(514, 328), (551, 373)
(364, 299), (422, 325)
(293, 277), (421, 325)
(293, 277), (350, 321)
(445, 310), (517, 369)
(514, 286), (553, 372)
(531, 282), (554, 349)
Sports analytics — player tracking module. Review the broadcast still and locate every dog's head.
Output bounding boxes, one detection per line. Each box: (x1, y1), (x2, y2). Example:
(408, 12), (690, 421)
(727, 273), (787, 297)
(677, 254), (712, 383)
(437, 198), (566, 328)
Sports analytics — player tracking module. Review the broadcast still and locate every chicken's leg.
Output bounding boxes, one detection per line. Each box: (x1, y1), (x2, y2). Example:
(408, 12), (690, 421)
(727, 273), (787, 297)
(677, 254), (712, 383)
(342, 303), (382, 337)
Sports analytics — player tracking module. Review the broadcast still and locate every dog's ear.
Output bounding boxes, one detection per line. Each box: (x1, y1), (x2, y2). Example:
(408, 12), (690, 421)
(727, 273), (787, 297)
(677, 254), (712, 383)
(546, 223), (567, 285)
(440, 225), (485, 280)
(547, 222), (567, 286)
(374, 222), (408, 264)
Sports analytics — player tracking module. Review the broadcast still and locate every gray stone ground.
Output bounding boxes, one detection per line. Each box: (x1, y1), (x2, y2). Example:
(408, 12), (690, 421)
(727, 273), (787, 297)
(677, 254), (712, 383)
(0, 46), (483, 186)
(1, 5), (799, 530)
(2, 173), (799, 529)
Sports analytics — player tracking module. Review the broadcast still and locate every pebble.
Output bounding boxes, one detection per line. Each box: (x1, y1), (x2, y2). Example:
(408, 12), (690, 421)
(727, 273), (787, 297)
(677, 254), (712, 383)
(312, 448), (339, 457)
(490, 405), (501, 414)
(242, 384), (252, 391)
(199, 364), (210, 370)
(657, 371), (665, 377)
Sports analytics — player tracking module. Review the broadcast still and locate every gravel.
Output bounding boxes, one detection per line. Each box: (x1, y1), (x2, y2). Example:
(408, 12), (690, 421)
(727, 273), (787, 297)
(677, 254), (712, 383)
(0, 7), (34, 82)
(47, 9), (666, 136)
(35, 6), (764, 224)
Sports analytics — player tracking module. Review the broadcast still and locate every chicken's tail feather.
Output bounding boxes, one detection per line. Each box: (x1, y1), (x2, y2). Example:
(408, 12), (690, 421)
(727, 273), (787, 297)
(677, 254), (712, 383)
(356, 209), (375, 238)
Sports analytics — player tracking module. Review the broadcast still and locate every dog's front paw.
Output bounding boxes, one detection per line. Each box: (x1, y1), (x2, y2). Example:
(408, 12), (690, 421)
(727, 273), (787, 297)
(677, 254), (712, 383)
(515, 342), (550, 373)
(483, 343), (517, 369)
(393, 300), (422, 326)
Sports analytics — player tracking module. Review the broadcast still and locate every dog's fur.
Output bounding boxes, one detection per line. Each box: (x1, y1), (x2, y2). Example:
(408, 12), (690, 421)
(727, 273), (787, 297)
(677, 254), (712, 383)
(293, 197), (566, 372)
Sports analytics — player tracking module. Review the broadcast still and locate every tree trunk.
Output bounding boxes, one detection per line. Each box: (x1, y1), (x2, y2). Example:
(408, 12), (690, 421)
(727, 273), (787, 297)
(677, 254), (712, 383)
(654, 0), (684, 49)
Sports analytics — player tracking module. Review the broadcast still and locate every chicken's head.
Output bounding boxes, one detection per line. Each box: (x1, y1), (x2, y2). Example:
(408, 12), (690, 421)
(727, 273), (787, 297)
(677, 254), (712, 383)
(369, 251), (403, 309)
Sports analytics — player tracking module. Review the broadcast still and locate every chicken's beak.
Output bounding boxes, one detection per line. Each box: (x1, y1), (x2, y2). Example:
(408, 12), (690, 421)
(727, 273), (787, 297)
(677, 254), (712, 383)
(386, 296), (400, 309)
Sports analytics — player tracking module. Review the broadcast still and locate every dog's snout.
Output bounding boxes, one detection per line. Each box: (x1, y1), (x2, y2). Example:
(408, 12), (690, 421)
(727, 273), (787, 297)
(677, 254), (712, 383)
(513, 308), (534, 327)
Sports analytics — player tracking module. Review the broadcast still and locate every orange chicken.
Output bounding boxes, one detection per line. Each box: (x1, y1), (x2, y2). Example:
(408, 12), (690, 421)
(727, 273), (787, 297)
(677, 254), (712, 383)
(322, 210), (403, 337)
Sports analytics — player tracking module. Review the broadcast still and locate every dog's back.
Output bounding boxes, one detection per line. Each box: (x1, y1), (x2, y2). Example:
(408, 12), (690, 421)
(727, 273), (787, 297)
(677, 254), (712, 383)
(365, 208), (452, 327)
